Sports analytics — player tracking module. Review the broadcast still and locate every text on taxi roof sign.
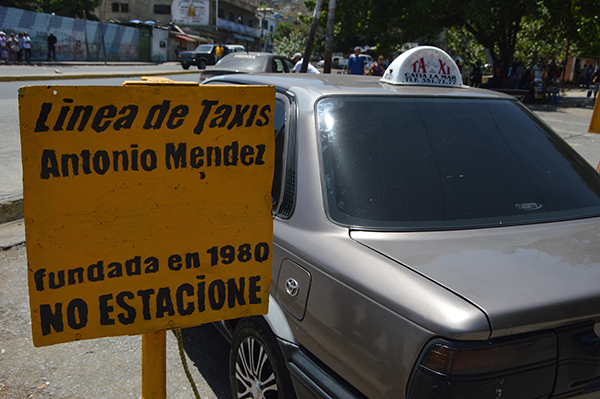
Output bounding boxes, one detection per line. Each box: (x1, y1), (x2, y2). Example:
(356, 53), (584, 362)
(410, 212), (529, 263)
(19, 84), (275, 347)
(380, 46), (462, 87)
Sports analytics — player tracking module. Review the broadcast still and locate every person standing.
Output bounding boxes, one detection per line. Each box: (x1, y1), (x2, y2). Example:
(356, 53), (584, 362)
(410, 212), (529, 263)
(17, 32), (24, 63)
(215, 43), (224, 62)
(7, 32), (18, 64)
(47, 32), (57, 61)
(368, 55), (386, 76)
(22, 31), (31, 64)
(470, 61), (482, 87)
(346, 46), (366, 75)
(291, 53), (320, 73)
(586, 64), (595, 90)
(0, 32), (7, 64)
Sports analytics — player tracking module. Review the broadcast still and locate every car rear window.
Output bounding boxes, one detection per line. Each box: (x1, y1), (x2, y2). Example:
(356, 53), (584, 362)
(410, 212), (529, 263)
(318, 97), (600, 230)
(216, 54), (267, 71)
(194, 45), (213, 52)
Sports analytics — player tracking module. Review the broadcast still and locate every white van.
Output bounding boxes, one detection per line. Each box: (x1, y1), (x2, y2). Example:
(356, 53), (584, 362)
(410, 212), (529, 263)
(225, 44), (246, 53)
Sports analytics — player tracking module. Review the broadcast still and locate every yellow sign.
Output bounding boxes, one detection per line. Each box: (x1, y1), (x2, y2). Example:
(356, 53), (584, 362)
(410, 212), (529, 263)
(590, 97), (600, 134)
(19, 84), (275, 347)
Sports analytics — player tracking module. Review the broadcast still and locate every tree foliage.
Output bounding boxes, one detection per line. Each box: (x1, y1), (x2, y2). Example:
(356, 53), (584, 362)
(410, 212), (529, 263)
(331, 0), (599, 71)
(2, 0), (98, 20)
(273, 25), (307, 57)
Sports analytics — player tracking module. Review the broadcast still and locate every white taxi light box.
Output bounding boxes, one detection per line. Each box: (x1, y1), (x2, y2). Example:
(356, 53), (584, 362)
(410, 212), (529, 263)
(381, 46), (462, 87)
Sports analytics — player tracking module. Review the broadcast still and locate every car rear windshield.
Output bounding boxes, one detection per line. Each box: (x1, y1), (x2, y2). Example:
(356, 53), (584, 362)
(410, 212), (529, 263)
(318, 97), (600, 230)
(217, 54), (267, 71)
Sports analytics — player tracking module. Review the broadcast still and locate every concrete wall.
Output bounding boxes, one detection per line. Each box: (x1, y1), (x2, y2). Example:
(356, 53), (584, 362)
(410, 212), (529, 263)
(151, 28), (169, 62)
(0, 6), (140, 61)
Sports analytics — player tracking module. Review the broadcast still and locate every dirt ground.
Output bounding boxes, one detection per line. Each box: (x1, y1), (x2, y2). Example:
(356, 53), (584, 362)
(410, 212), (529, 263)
(0, 244), (231, 399)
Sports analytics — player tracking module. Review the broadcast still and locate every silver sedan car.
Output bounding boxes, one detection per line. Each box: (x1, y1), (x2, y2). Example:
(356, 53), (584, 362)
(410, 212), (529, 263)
(203, 48), (600, 399)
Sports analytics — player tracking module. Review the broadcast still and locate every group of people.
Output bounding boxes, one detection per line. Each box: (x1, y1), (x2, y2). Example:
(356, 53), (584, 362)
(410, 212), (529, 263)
(290, 46), (388, 77)
(345, 47), (387, 76)
(467, 58), (600, 103)
(0, 30), (32, 64)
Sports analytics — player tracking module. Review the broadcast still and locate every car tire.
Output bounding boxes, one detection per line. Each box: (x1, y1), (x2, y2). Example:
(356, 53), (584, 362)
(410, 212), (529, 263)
(229, 318), (297, 399)
(181, 63), (190, 70)
(198, 60), (207, 69)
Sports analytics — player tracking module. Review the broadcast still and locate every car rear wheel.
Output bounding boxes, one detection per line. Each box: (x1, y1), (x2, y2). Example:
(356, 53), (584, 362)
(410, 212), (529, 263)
(198, 59), (207, 69)
(230, 318), (297, 399)
(181, 63), (190, 70)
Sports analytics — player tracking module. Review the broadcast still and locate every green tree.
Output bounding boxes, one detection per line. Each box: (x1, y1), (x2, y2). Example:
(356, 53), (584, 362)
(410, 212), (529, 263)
(0, 0), (38, 11)
(3, 0), (98, 19)
(38, 0), (99, 19)
(333, 0), (599, 76)
(274, 28), (307, 57)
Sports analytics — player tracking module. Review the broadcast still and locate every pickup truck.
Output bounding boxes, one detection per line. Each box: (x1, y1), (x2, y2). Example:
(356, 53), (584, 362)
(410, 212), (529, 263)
(179, 44), (246, 70)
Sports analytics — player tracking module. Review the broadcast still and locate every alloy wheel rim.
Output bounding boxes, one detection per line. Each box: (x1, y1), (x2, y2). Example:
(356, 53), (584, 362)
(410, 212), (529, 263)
(235, 336), (278, 399)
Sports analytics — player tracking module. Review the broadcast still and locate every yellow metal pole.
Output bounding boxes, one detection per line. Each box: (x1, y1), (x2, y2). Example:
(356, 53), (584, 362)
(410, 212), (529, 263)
(142, 331), (167, 399)
(589, 96), (600, 134)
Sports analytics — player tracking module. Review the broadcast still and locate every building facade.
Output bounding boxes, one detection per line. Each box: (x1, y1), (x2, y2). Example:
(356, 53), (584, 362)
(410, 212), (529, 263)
(97, 0), (260, 60)
(256, 7), (280, 53)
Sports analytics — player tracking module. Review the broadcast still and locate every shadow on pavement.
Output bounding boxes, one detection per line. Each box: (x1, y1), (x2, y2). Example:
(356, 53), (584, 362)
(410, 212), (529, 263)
(176, 324), (232, 399)
(525, 90), (597, 113)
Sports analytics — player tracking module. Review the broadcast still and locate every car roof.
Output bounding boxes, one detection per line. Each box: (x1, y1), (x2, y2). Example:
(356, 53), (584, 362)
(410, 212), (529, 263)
(204, 73), (515, 99)
(221, 51), (282, 58)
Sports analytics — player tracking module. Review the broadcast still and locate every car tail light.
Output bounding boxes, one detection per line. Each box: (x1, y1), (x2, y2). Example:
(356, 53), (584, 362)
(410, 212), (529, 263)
(407, 333), (557, 399)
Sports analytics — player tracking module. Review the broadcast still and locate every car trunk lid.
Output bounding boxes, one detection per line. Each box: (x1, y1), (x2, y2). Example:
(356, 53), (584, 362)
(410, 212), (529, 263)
(351, 217), (600, 339)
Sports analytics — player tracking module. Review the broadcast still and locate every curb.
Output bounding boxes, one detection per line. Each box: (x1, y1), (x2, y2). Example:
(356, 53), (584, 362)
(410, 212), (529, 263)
(0, 199), (24, 225)
(0, 218), (25, 250)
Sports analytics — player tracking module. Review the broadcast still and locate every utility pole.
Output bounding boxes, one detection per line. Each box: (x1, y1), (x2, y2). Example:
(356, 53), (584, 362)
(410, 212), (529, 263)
(301, 0), (323, 73)
(323, 0), (336, 74)
(96, 0), (107, 64)
(259, 9), (265, 52)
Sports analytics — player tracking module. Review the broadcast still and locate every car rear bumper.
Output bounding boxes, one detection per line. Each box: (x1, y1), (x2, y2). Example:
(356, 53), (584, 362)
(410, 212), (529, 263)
(278, 338), (368, 399)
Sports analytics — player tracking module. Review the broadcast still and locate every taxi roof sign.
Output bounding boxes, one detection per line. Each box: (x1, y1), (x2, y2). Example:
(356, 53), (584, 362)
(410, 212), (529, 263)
(380, 46), (462, 87)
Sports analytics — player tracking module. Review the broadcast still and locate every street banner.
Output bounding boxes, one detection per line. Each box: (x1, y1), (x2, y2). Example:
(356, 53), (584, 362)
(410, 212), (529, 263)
(171, 0), (209, 26)
(19, 84), (275, 347)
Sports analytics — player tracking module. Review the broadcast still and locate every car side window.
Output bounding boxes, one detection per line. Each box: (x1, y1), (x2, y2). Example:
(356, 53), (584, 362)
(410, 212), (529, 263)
(273, 59), (285, 73)
(272, 97), (287, 211)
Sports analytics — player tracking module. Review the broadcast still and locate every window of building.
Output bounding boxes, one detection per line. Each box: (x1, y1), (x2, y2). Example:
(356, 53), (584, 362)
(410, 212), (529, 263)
(262, 20), (268, 30)
(154, 4), (170, 14)
(112, 2), (128, 12)
(218, 8), (224, 18)
(270, 25), (273, 32)
(228, 12), (234, 22)
(238, 16), (243, 24)
(247, 19), (253, 27)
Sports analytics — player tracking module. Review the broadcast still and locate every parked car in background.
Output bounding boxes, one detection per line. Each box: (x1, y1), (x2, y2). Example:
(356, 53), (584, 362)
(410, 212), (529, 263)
(317, 56), (348, 69)
(225, 44), (246, 53)
(199, 52), (293, 82)
(179, 44), (219, 70)
(359, 53), (375, 68)
(179, 44), (246, 70)
(202, 46), (600, 399)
